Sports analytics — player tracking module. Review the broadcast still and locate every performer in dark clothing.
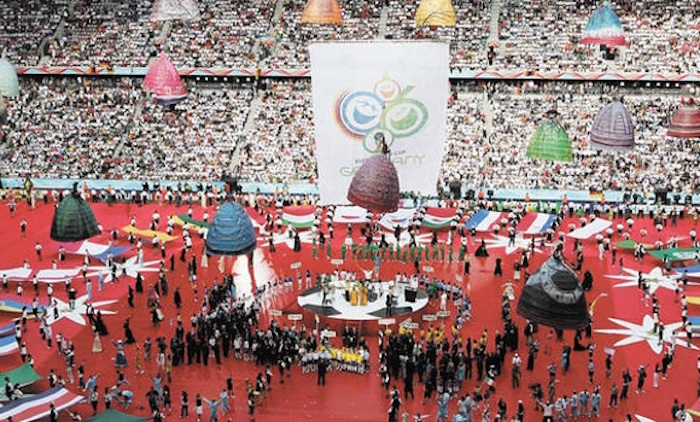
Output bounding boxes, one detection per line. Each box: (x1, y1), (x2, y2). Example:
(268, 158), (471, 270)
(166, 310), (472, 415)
(494, 258), (503, 277)
(293, 232), (301, 252)
(475, 240), (489, 257)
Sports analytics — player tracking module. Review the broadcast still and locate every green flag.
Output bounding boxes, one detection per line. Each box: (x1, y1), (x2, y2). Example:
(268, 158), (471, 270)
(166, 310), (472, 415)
(648, 248), (700, 261)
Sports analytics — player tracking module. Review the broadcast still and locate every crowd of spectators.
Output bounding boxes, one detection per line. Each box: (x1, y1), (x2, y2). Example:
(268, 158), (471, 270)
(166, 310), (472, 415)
(617, 0), (699, 74)
(46, 0), (159, 67)
(238, 79), (316, 183)
(496, 0), (595, 71)
(438, 81), (700, 194)
(113, 80), (254, 181)
(495, 0), (699, 74)
(3, 77), (697, 196)
(266, 0), (382, 69)
(0, 78), (254, 181)
(385, 0), (491, 70)
(165, 0), (276, 68)
(0, 77), (138, 179)
(0, 0), (66, 66)
(3, 0), (698, 75)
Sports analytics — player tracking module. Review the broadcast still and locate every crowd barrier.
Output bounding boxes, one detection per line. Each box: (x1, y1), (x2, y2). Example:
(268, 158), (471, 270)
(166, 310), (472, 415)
(2, 178), (699, 205)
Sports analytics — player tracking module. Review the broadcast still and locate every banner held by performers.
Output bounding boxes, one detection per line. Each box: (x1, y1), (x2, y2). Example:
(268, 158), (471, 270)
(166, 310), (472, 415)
(310, 41), (450, 205)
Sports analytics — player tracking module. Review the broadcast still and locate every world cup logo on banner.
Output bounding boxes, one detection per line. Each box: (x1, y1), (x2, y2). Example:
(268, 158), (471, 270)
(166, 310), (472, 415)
(335, 76), (429, 153)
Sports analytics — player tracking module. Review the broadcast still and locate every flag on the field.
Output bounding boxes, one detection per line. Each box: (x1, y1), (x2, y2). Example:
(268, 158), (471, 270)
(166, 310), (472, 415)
(0, 298), (43, 314)
(566, 219), (612, 240)
(689, 316), (700, 333)
(0, 363), (42, 401)
(92, 246), (131, 262)
(517, 213), (555, 234)
(122, 226), (178, 243)
(0, 387), (84, 421)
(332, 206), (368, 224)
(64, 240), (109, 256)
(0, 268), (31, 281)
(0, 323), (14, 337)
(648, 247), (700, 262)
(35, 268), (81, 283)
(464, 210), (506, 232)
(282, 206), (316, 229)
(64, 240), (132, 262)
(379, 208), (416, 231)
(675, 265), (700, 278)
(175, 214), (210, 229)
(616, 240), (653, 250)
(0, 335), (19, 356)
(421, 208), (457, 229)
(87, 409), (150, 422)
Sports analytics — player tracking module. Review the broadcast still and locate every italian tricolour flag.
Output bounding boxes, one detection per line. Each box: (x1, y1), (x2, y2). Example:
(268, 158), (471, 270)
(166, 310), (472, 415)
(282, 206), (316, 229)
(422, 207), (457, 229)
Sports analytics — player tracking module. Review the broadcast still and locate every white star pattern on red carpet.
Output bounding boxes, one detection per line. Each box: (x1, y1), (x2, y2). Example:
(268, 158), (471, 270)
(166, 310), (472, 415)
(483, 234), (544, 255)
(605, 267), (694, 294)
(46, 294), (117, 326)
(595, 314), (698, 355)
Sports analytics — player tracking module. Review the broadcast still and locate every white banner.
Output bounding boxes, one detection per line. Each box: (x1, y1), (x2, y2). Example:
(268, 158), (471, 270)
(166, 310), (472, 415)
(0, 268), (32, 281)
(310, 41), (450, 205)
(70, 241), (110, 256)
(567, 219), (612, 240)
(332, 206), (368, 224)
(36, 269), (81, 283)
(379, 208), (416, 231)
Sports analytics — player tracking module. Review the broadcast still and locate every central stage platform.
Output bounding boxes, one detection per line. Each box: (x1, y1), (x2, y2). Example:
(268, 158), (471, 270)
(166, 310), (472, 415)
(297, 280), (429, 321)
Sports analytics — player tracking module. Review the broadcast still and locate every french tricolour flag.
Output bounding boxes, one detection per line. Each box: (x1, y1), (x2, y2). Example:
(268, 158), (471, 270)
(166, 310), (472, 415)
(675, 265), (700, 279)
(0, 323), (14, 337)
(465, 211), (554, 234)
(0, 335), (19, 356)
(0, 387), (84, 421)
(517, 213), (556, 234)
